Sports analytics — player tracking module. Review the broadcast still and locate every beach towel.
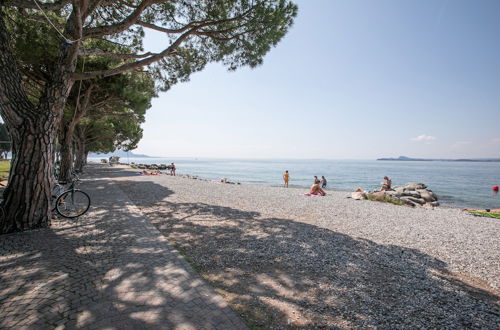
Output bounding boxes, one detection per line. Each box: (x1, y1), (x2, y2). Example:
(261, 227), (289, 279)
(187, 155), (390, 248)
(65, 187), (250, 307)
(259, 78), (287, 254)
(303, 193), (322, 197)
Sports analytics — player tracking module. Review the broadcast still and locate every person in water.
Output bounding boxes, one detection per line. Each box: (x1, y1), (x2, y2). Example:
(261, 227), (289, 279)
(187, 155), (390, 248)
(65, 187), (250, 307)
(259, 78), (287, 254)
(321, 176), (327, 188)
(381, 176), (392, 191)
(309, 179), (326, 196)
(283, 170), (289, 188)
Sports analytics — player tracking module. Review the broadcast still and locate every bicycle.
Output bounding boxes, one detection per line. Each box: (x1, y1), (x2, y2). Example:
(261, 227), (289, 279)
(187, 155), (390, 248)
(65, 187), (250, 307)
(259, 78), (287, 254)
(52, 173), (91, 218)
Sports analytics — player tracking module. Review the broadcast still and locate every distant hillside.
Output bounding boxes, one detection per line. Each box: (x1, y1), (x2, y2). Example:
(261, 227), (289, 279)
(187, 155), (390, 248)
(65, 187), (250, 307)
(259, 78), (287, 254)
(89, 150), (155, 158)
(377, 156), (500, 162)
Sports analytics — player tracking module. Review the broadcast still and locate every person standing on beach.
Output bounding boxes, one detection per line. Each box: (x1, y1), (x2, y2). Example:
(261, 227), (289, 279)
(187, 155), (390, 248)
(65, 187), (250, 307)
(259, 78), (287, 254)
(283, 170), (289, 188)
(321, 176), (327, 188)
(171, 163), (176, 176)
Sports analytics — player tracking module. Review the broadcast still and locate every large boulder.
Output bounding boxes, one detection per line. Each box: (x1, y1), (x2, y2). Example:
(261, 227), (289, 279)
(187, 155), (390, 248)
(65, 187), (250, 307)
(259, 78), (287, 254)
(416, 189), (437, 202)
(385, 190), (400, 198)
(400, 197), (418, 207)
(404, 190), (421, 198)
(405, 196), (426, 205)
(404, 182), (427, 191)
(393, 186), (405, 196)
(367, 182), (439, 209)
(369, 191), (386, 201)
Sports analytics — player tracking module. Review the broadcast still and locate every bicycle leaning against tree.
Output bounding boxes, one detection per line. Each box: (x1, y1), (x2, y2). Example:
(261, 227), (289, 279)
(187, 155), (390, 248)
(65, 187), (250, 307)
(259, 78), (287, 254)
(52, 172), (91, 219)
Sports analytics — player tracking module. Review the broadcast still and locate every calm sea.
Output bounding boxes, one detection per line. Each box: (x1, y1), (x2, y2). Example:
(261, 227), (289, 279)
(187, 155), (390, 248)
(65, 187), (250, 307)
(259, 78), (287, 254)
(91, 157), (500, 209)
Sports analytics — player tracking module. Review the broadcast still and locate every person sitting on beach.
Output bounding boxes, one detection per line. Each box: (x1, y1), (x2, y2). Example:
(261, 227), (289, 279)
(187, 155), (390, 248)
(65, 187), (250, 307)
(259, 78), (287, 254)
(321, 176), (327, 188)
(308, 179), (326, 196)
(283, 170), (289, 188)
(381, 176), (392, 191)
(142, 169), (160, 176)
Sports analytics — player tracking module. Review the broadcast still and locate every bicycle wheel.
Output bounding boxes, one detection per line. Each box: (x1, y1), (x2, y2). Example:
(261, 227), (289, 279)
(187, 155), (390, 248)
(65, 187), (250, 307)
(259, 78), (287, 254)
(56, 190), (91, 218)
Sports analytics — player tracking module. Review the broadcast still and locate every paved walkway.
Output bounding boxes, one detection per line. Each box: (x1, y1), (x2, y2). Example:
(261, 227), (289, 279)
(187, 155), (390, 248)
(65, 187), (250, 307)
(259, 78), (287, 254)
(0, 166), (247, 329)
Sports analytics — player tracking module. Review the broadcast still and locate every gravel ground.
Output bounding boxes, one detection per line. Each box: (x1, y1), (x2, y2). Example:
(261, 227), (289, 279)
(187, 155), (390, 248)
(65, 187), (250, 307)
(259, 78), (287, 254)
(107, 165), (499, 329)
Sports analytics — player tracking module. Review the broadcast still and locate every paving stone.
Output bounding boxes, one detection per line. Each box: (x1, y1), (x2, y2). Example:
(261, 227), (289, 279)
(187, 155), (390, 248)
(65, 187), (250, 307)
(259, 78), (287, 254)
(0, 165), (247, 329)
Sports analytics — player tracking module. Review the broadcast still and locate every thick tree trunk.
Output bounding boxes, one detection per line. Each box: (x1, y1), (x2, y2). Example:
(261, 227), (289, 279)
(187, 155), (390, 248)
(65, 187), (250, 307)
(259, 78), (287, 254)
(1, 115), (57, 232)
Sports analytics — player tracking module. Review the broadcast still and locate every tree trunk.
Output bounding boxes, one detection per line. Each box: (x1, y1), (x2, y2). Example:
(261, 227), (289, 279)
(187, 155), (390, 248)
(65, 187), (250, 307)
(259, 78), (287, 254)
(74, 135), (86, 172)
(58, 124), (75, 182)
(59, 84), (93, 181)
(0, 115), (57, 233)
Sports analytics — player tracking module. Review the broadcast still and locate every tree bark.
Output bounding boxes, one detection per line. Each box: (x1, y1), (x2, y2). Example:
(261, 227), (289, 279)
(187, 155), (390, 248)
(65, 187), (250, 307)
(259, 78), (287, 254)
(0, 114), (57, 232)
(58, 126), (74, 181)
(74, 131), (86, 172)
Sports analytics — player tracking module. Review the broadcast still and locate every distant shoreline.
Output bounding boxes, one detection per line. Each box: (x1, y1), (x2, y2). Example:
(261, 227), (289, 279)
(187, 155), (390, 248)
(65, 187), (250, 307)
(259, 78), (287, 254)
(378, 156), (500, 162)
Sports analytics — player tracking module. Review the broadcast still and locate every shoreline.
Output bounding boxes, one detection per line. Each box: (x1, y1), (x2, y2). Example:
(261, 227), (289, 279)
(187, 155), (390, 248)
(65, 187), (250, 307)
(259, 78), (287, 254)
(112, 164), (499, 288)
(90, 160), (500, 210)
(119, 163), (475, 211)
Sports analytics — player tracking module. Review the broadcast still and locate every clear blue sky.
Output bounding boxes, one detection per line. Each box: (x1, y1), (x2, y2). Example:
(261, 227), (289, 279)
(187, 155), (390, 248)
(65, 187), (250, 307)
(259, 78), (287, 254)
(136, 0), (500, 159)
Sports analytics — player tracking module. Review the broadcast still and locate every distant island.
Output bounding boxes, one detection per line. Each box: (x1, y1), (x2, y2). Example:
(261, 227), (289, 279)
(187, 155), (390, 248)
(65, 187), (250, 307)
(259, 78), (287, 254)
(89, 150), (155, 158)
(377, 156), (500, 162)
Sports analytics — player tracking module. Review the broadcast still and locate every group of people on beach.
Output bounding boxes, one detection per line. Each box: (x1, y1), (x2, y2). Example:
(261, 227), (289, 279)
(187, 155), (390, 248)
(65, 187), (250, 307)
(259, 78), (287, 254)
(309, 176), (327, 196)
(141, 163), (176, 176)
(283, 171), (393, 197)
(283, 171), (328, 196)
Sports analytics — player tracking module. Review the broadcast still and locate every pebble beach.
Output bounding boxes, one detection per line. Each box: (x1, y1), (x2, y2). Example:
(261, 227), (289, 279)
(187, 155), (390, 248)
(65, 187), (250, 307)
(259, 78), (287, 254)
(110, 165), (499, 328)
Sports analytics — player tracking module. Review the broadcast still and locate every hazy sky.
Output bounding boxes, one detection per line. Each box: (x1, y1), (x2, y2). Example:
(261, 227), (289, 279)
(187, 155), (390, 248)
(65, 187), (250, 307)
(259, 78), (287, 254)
(136, 0), (500, 159)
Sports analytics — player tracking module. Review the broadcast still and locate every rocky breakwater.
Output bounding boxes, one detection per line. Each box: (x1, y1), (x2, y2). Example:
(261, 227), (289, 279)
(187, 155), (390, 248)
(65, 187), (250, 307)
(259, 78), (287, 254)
(369, 182), (439, 208)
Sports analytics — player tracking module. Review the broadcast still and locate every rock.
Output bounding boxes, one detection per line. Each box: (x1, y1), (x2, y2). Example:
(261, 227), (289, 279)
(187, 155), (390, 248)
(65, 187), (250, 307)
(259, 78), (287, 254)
(400, 197), (417, 207)
(404, 190), (421, 198)
(385, 190), (400, 197)
(404, 196), (426, 205)
(416, 189), (436, 202)
(423, 203), (434, 210)
(404, 182), (427, 191)
(394, 186), (405, 195)
(414, 198), (427, 205)
(430, 201), (440, 207)
(369, 191), (386, 201)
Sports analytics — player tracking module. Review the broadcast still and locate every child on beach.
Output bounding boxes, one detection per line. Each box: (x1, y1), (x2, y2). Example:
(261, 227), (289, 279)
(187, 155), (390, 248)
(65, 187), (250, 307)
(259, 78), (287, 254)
(283, 170), (289, 188)
(170, 163), (176, 176)
(321, 176), (327, 188)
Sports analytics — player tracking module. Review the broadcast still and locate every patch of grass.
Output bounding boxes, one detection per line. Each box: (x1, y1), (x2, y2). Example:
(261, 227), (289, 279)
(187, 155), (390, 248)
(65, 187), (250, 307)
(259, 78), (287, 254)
(170, 241), (205, 273)
(170, 240), (274, 329)
(220, 292), (273, 330)
(468, 211), (500, 219)
(0, 160), (10, 181)
(366, 193), (405, 206)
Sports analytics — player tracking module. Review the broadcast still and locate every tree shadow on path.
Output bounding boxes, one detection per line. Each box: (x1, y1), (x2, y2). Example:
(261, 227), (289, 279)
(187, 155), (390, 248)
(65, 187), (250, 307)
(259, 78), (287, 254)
(0, 174), (245, 329)
(117, 179), (500, 329)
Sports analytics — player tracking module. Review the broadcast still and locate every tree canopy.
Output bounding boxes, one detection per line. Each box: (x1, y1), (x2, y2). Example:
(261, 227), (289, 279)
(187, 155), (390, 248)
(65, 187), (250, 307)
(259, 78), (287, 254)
(0, 0), (297, 233)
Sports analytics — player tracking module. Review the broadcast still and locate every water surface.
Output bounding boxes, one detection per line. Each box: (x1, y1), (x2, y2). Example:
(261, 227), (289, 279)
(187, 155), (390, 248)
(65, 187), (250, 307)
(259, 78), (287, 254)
(91, 157), (500, 209)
